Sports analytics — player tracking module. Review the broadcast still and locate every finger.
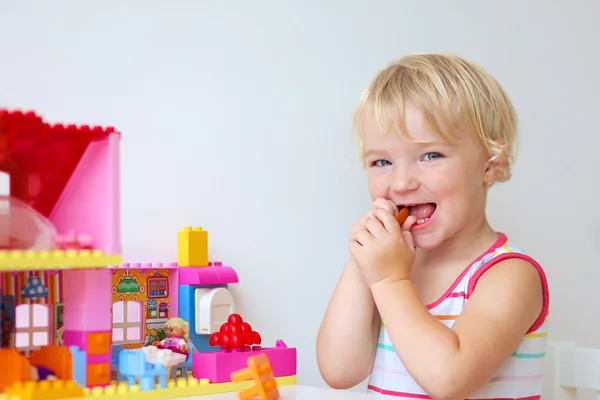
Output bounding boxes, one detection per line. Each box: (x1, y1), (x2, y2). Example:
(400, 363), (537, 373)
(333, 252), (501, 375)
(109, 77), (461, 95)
(365, 216), (387, 237)
(351, 228), (372, 246)
(372, 198), (398, 215)
(348, 241), (361, 256)
(350, 212), (371, 236)
(402, 215), (418, 231)
(402, 230), (415, 249)
(373, 208), (401, 234)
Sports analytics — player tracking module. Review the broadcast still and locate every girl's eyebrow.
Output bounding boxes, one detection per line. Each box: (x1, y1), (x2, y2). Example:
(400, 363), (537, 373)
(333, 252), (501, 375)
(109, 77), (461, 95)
(363, 149), (386, 158)
(412, 140), (451, 145)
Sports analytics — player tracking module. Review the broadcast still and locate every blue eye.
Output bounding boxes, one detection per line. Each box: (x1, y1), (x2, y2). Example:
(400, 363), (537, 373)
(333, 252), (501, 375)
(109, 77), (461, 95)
(373, 159), (392, 167)
(422, 152), (442, 161)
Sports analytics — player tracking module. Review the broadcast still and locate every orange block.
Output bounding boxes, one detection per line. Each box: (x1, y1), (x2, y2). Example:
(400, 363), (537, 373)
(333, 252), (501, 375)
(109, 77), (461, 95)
(30, 345), (73, 380)
(87, 332), (110, 355)
(231, 353), (280, 400)
(0, 348), (31, 391)
(87, 362), (110, 387)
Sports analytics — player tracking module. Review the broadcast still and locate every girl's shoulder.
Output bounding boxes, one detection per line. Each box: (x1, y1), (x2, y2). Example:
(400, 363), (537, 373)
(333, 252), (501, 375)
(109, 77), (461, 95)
(463, 232), (548, 308)
(444, 232), (546, 300)
(467, 232), (544, 279)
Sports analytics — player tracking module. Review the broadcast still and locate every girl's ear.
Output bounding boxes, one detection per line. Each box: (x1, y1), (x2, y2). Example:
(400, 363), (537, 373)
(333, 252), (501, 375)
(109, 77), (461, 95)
(483, 142), (507, 185)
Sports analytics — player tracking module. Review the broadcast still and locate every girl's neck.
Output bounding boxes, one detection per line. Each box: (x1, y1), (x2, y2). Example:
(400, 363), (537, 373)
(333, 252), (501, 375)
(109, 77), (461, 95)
(416, 215), (498, 268)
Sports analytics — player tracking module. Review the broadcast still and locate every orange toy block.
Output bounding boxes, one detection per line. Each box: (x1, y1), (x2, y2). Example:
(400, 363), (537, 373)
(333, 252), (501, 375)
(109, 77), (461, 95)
(0, 348), (31, 391)
(30, 345), (73, 380)
(230, 353), (280, 400)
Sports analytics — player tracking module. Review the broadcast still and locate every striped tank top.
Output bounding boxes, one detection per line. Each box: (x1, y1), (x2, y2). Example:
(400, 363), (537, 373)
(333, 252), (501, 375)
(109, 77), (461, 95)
(368, 232), (550, 399)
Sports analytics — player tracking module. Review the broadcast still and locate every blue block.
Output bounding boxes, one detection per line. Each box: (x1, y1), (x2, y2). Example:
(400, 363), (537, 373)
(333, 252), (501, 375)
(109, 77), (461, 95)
(68, 346), (86, 387)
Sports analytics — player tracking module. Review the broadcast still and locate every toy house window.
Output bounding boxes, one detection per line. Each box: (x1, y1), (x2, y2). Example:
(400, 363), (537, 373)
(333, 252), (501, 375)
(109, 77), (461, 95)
(112, 301), (142, 344)
(14, 304), (49, 351)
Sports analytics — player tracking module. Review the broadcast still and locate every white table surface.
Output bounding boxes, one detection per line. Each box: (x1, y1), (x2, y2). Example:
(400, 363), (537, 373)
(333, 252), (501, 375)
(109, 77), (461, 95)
(175, 385), (375, 399)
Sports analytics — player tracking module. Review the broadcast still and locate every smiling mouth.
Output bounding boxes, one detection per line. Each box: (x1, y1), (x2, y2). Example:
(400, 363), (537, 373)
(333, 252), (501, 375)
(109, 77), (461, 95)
(397, 203), (437, 225)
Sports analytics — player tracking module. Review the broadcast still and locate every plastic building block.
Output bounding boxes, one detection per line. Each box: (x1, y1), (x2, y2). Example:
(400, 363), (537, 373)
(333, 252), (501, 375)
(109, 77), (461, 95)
(53, 231), (94, 250)
(4, 380), (84, 400)
(0, 348), (30, 391)
(0, 109), (112, 217)
(87, 332), (110, 355)
(193, 340), (296, 383)
(119, 349), (168, 390)
(195, 288), (235, 334)
(109, 263), (180, 328)
(0, 249), (122, 270)
(0, 109), (122, 255)
(209, 313), (262, 350)
(231, 353), (280, 400)
(178, 226), (208, 267)
(69, 346), (87, 387)
(30, 345), (73, 380)
(178, 262), (239, 285)
(60, 375), (297, 399)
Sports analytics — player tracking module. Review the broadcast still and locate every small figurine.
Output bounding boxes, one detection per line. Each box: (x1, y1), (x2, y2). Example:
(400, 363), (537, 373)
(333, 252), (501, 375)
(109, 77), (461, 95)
(151, 317), (194, 355)
(30, 365), (57, 381)
(56, 326), (64, 345)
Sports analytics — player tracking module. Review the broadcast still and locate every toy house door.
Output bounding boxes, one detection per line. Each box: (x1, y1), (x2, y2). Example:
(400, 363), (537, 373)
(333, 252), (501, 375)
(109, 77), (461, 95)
(194, 288), (234, 335)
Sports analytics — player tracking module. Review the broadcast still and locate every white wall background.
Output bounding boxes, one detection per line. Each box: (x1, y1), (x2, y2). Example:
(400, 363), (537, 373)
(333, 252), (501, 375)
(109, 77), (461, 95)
(1, 0), (598, 391)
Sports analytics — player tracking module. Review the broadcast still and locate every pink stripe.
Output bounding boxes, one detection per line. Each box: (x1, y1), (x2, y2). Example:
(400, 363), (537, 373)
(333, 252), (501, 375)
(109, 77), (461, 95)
(372, 365), (542, 384)
(476, 397), (540, 400)
(372, 365), (410, 376)
(448, 291), (465, 298)
(368, 385), (432, 399)
(491, 374), (543, 382)
(368, 385), (540, 400)
(466, 251), (550, 334)
(426, 233), (507, 310)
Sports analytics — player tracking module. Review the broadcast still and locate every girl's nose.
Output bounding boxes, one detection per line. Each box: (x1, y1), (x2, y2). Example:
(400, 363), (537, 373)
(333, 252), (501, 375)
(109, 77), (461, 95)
(390, 168), (419, 193)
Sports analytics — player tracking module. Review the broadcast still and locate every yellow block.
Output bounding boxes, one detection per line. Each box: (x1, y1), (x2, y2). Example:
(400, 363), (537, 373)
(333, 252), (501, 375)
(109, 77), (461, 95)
(50, 375), (297, 400)
(177, 226), (208, 267)
(4, 380), (84, 400)
(0, 250), (122, 271)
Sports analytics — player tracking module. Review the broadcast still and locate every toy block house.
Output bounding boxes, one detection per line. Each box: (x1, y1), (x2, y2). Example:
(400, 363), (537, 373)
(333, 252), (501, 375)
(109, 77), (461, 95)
(0, 109), (122, 388)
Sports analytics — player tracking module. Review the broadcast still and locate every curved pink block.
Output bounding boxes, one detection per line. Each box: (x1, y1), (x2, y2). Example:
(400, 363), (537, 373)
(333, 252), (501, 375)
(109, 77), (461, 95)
(192, 340), (296, 383)
(178, 262), (239, 285)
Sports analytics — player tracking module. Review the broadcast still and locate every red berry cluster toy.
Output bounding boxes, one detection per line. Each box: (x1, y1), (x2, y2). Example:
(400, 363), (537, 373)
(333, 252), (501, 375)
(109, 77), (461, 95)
(209, 313), (262, 351)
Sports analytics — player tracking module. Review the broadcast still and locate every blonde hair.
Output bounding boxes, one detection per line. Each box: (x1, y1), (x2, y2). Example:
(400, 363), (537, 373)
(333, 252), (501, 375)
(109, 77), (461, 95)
(164, 317), (195, 351)
(353, 53), (518, 183)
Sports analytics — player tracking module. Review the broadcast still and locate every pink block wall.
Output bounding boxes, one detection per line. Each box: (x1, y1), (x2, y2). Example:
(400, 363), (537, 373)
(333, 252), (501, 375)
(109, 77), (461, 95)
(63, 269), (112, 332)
(50, 133), (121, 255)
(192, 346), (297, 383)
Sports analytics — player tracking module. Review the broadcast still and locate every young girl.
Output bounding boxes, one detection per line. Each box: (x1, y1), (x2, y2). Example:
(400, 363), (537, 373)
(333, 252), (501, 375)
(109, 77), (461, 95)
(151, 317), (194, 355)
(317, 53), (549, 399)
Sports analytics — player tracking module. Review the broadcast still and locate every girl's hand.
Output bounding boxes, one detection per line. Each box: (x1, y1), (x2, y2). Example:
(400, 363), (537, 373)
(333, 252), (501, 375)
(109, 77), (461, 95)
(349, 198), (417, 288)
(181, 344), (190, 353)
(349, 198), (397, 244)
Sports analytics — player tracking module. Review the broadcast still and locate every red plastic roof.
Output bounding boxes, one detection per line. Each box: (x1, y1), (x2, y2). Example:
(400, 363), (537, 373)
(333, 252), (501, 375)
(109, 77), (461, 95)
(0, 109), (116, 218)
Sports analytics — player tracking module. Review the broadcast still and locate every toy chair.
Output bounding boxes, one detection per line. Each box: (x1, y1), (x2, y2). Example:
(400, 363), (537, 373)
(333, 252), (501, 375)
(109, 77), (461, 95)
(170, 342), (195, 379)
(111, 344), (124, 381)
(119, 349), (167, 390)
(545, 341), (600, 399)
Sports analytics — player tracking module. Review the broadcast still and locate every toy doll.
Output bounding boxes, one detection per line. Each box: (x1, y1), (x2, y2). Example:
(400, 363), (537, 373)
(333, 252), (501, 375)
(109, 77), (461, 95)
(151, 317), (194, 355)
(30, 365), (57, 381)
